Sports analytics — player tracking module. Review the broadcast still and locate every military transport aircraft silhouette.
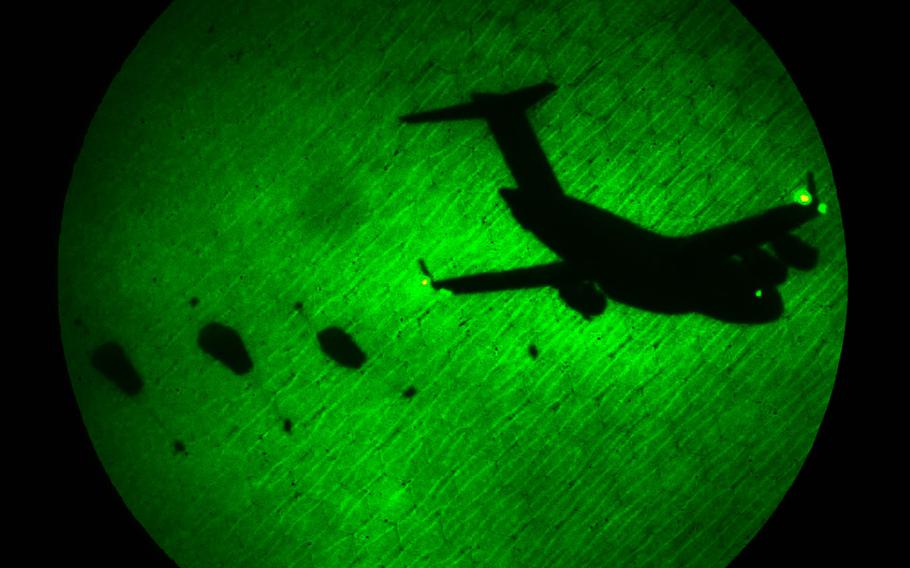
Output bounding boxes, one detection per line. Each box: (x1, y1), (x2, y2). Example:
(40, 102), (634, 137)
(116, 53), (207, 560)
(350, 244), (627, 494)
(401, 82), (824, 323)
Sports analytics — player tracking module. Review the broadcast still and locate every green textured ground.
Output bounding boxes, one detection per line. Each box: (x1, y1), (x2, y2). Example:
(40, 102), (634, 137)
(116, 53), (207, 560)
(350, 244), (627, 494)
(58, 0), (846, 566)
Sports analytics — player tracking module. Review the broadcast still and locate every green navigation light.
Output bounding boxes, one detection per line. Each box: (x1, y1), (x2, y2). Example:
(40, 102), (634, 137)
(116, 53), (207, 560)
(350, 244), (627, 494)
(793, 187), (813, 206)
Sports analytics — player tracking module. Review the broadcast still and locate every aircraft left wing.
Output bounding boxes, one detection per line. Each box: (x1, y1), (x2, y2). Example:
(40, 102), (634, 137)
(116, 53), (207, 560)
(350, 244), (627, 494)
(422, 260), (576, 294)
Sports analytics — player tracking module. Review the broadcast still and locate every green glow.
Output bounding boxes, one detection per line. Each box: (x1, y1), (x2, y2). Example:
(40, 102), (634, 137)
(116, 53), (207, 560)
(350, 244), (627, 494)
(792, 188), (813, 206)
(58, 1), (847, 566)
(755, 289), (763, 298)
(818, 202), (829, 215)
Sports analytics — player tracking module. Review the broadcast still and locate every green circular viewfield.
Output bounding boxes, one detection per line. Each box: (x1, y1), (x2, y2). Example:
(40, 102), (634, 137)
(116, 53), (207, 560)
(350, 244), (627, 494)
(58, 1), (847, 566)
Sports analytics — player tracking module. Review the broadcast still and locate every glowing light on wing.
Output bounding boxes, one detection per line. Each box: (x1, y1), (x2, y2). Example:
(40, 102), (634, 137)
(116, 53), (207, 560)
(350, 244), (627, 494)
(792, 187), (813, 206)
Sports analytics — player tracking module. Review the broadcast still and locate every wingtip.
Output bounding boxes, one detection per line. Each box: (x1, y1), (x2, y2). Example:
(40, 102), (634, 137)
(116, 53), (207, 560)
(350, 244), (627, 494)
(418, 258), (432, 278)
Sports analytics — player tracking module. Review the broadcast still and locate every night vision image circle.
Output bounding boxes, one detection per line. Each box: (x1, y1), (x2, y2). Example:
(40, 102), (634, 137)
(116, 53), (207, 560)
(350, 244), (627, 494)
(58, 0), (846, 566)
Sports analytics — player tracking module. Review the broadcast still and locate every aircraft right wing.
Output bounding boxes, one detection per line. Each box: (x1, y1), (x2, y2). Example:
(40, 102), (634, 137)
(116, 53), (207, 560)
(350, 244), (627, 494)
(681, 173), (824, 265)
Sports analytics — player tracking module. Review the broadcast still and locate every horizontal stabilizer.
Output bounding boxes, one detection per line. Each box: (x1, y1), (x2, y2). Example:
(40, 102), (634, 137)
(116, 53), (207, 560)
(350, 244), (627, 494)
(471, 81), (557, 109)
(400, 101), (486, 123)
(400, 82), (557, 123)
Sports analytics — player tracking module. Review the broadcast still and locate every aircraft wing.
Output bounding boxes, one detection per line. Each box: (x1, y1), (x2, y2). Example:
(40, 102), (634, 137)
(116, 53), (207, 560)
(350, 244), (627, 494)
(684, 172), (824, 261)
(682, 201), (820, 261)
(431, 261), (577, 294)
(400, 82), (558, 124)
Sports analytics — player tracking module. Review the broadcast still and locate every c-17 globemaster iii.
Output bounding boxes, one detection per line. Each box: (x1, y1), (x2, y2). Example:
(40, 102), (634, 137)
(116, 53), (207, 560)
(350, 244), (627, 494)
(402, 82), (824, 323)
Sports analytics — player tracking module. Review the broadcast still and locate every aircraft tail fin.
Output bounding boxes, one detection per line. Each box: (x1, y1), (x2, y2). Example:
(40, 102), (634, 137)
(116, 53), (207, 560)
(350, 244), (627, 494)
(400, 82), (557, 123)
